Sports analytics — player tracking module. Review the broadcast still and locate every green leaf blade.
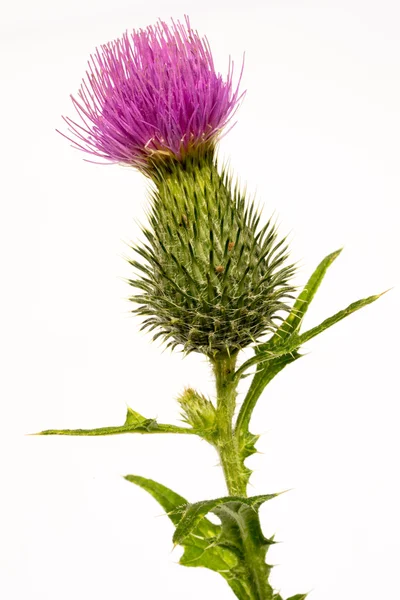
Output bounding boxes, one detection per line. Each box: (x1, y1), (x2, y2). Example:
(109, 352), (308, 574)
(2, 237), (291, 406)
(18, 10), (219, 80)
(264, 248), (343, 349)
(125, 475), (283, 599)
(35, 407), (196, 437)
(173, 493), (278, 547)
(233, 249), (343, 383)
(124, 474), (188, 525)
(124, 478), (235, 577)
(234, 250), (385, 447)
(125, 475), (253, 599)
(299, 291), (386, 346)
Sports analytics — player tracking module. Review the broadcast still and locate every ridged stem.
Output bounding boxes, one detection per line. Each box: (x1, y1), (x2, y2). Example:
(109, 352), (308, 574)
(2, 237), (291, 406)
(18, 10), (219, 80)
(212, 353), (248, 497)
(212, 354), (274, 599)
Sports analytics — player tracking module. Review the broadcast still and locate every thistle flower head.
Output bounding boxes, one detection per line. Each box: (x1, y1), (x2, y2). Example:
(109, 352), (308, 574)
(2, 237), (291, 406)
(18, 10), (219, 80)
(61, 17), (243, 168)
(129, 157), (296, 358)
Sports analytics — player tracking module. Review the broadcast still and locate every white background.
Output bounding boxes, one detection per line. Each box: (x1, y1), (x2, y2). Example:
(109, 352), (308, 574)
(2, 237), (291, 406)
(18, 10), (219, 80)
(1, 1), (399, 598)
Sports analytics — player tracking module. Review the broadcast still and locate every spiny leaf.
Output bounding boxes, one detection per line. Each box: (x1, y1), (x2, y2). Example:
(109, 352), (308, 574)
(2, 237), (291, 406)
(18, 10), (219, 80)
(233, 345), (300, 382)
(234, 250), (385, 484)
(173, 493), (279, 546)
(124, 474), (255, 600)
(236, 288), (384, 381)
(298, 291), (387, 346)
(211, 499), (276, 598)
(235, 289), (383, 436)
(234, 248), (343, 380)
(268, 248), (342, 347)
(36, 406), (196, 436)
(124, 474), (188, 524)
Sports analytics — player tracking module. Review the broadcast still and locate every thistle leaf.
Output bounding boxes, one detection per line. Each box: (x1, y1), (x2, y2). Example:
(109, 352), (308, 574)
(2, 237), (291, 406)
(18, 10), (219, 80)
(125, 475), (259, 599)
(172, 493), (279, 546)
(234, 250), (385, 478)
(234, 248), (343, 380)
(126, 475), (285, 599)
(211, 498), (276, 598)
(124, 474), (190, 525)
(267, 248), (342, 347)
(236, 289), (384, 381)
(36, 406), (196, 436)
(298, 291), (387, 346)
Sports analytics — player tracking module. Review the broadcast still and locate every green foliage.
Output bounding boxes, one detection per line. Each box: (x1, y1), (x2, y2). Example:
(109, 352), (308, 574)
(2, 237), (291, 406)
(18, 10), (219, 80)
(297, 291), (385, 346)
(128, 151), (295, 358)
(271, 248), (343, 344)
(39, 242), (384, 599)
(233, 249), (384, 497)
(235, 249), (383, 435)
(36, 406), (196, 436)
(125, 474), (247, 598)
(172, 492), (279, 547)
(125, 474), (305, 600)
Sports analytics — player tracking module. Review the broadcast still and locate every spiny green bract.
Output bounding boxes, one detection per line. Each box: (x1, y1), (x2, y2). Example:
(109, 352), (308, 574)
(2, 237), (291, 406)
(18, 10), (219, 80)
(128, 150), (295, 358)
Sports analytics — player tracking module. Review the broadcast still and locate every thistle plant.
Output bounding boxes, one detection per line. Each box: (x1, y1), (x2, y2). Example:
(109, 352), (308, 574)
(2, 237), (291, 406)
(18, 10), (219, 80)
(41, 16), (386, 600)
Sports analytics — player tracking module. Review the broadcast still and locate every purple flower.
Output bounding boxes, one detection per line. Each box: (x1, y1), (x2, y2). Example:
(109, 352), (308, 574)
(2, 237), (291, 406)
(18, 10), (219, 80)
(60, 17), (243, 168)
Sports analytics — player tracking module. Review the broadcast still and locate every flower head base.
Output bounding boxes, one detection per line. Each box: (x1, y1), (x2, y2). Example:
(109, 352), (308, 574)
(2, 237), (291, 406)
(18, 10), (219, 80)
(61, 17), (243, 169)
(129, 155), (296, 358)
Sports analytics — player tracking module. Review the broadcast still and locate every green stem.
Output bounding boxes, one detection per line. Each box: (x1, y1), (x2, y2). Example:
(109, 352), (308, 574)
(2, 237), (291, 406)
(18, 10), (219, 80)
(212, 354), (274, 599)
(235, 355), (295, 437)
(212, 353), (248, 497)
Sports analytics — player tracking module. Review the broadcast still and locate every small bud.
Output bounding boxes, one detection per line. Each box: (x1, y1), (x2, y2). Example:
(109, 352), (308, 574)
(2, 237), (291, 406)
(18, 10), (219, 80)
(177, 388), (217, 441)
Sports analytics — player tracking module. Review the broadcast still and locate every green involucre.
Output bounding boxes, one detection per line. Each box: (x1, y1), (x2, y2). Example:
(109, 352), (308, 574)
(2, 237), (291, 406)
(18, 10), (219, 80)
(128, 151), (295, 357)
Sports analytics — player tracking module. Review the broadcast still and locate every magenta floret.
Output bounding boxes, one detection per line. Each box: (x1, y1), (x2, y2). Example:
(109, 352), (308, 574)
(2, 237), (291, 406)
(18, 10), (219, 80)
(60, 17), (243, 167)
